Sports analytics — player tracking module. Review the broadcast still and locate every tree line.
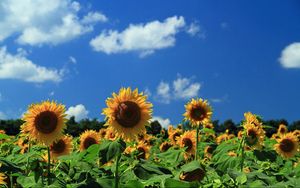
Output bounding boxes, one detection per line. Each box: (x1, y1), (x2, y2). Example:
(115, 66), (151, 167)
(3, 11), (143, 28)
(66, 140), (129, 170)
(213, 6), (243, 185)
(0, 117), (299, 137)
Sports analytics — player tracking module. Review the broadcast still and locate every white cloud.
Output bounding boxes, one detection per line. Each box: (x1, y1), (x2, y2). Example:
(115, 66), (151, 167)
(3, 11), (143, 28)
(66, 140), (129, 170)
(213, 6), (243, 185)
(155, 75), (201, 103)
(156, 81), (171, 104)
(186, 22), (200, 36)
(144, 87), (152, 98)
(152, 116), (171, 129)
(279, 42), (300, 68)
(0, 111), (6, 119)
(0, 0), (107, 46)
(90, 16), (185, 56)
(66, 104), (89, 122)
(173, 76), (201, 99)
(69, 56), (77, 64)
(81, 12), (108, 24)
(0, 46), (63, 83)
(49, 91), (55, 96)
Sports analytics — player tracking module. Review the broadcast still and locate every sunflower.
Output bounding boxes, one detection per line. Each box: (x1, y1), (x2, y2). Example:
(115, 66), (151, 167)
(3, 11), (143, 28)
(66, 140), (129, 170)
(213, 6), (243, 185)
(160, 141), (173, 152)
(168, 129), (182, 144)
(179, 168), (205, 182)
(21, 101), (67, 145)
(243, 123), (265, 150)
(203, 122), (214, 129)
(244, 112), (262, 128)
(102, 88), (153, 141)
(50, 135), (73, 159)
(204, 145), (215, 159)
(98, 128), (107, 139)
(277, 124), (288, 135)
(184, 98), (212, 127)
(274, 132), (299, 159)
(0, 173), (6, 185)
(0, 130), (5, 134)
(271, 133), (281, 140)
(216, 133), (231, 144)
(228, 151), (237, 157)
(105, 128), (117, 141)
(136, 143), (150, 160)
(237, 130), (243, 139)
(79, 130), (100, 151)
(293, 130), (300, 142)
(177, 130), (197, 159)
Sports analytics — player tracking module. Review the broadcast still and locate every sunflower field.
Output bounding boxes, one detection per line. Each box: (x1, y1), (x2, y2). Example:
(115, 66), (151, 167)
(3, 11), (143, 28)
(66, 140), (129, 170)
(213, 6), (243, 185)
(0, 87), (299, 188)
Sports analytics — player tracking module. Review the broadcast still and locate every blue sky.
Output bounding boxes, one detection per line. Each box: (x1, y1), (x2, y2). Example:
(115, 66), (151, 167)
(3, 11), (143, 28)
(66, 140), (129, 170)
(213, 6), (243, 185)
(0, 0), (300, 128)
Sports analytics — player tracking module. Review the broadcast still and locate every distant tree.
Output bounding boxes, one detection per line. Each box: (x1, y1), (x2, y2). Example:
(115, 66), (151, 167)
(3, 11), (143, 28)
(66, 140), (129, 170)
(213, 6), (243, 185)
(147, 120), (162, 135)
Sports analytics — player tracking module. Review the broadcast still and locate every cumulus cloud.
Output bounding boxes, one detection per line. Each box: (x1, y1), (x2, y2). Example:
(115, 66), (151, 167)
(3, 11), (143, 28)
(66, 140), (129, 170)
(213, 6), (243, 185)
(152, 116), (171, 129)
(0, 46), (63, 83)
(0, 0), (107, 46)
(66, 104), (89, 122)
(155, 75), (201, 104)
(279, 42), (300, 68)
(90, 16), (185, 56)
(156, 81), (171, 104)
(69, 56), (77, 64)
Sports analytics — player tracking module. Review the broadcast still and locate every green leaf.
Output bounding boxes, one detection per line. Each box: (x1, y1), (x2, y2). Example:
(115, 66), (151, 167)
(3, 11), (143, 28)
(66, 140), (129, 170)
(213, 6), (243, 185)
(123, 180), (143, 188)
(0, 133), (10, 140)
(163, 178), (198, 188)
(253, 150), (277, 162)
(236, 173), (247, 185)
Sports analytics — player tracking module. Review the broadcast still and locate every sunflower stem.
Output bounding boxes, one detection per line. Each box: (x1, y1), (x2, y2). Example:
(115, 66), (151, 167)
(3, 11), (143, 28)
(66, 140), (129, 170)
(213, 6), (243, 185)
(47, 146), (51, 185)
(240, 137), (246, 172)
(195, 126), (200, 160)
(114, 153), (121, 188)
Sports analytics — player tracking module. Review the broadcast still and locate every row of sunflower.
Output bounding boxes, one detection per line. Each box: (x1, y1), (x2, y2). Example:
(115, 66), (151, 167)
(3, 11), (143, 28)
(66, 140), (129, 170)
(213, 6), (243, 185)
(0, 87), (299, 187)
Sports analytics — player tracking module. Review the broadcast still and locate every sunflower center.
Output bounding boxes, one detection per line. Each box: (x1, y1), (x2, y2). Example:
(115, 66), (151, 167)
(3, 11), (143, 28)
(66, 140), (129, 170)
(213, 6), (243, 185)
(137, 147), (146, 159)
(83, 137), (97, 149)
(115, 101), (141, 128)
(246, 129), (258, 145)
(206, 146), (214, 154)
(180, 168), (205, 182)
(279, 128), (286, 134)
(172, 132), (180, 142)
(190, 106), (206, 121)
(161, 143), (172, 152)
(183, 138), (193, 151)
(279, 139), (295, 152)
(34, 111), (58, 134)
(51, 139), (66, 154)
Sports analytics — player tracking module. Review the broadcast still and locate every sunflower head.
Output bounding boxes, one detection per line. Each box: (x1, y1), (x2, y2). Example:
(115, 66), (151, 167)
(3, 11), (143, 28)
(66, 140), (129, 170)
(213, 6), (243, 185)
(79, 130), (100, 151)
(168, 129), (182, 144)
(277, 124), (288, 135)
(216, 133), (230, 144)
(0, 173), (6, 186)
(179, 168), (205, 182)
(21, 101), (67, 145)
(243, 123), (265, 150)
(204, 145), (215, 159)
(136, 143), (150, 160)
(183, 98), (212, 127)
(293, 130), (300, 142)
(274, 132), (299, 159)
(105, 128), (117, 141)
(50, 135), (73, 159)
(102, 87), (152, 141)
(0, 130), (6, 134)
(203, 122), (214, 129)
(228, 151), (237, 157)
(177, 130), (197, 158)
(160, 141), (173, 152)
(99, 128), (107, 139)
